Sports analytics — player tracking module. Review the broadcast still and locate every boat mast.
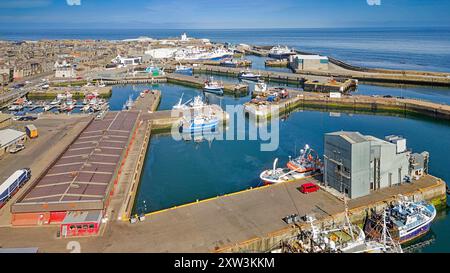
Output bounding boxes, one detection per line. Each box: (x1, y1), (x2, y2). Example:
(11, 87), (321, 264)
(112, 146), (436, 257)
(344, 196), (355, 240)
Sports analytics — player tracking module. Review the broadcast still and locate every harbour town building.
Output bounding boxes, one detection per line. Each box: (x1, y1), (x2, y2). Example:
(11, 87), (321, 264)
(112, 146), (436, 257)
(323, 131), (428, 199)
(289, 54), (329, 71)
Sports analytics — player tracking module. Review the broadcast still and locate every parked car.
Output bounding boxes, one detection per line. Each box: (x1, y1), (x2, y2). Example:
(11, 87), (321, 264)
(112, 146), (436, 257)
(8, 144), (25, 154)
(299, 183), (320, 194)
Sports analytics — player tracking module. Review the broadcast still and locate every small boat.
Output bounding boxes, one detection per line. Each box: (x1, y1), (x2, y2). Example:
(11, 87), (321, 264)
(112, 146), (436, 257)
(254, 80), (268, 93)
(8, 104), (23, 111)
(43, 104), (52, 112)
(66, 104), (75, 112)
(50, 98), (61, 105)
(175, 64), (193, 75)
(364, 196), (436, 244)
(59, 103), (67, 112)
(238, 70), (261, 82)
(82, 105), (91, 112)
(85, 92), (98, 101)
(203, 77), (224, 95)
(179, 115), (219, 134)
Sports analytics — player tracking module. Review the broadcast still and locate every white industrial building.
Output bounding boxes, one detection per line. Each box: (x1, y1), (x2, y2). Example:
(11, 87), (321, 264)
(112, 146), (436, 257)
(111, 55), (142, 67)
(0, 129), (26, 156)
(289, 54), (329, 71)
(323, 131), (428, 199)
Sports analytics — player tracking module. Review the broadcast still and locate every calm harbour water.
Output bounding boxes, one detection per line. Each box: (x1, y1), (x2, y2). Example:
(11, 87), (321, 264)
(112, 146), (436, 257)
(4, 28), (450, 252)
(110, 82), (450, 253)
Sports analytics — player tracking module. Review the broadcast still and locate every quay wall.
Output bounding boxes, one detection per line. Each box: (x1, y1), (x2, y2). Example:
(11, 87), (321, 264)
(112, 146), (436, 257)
(27, 89), (112, 100)
(192, 65), (306, 86)
(122, 121), (152, 219)
(248, 92), (450, 121)
(244, 46), (450, 86)
(217, 178), (447, 253)
(100, 77), (167, 86)
(300, 95), (450, 121)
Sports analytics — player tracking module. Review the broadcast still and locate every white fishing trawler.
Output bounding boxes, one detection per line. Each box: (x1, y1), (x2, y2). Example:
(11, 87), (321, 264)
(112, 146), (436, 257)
(268, 45), (295, 59)
(173, 94), (206, 110)
(273, 201), (402, 253)
(260, 144), (322, 184)
(203, 77), (224, 95)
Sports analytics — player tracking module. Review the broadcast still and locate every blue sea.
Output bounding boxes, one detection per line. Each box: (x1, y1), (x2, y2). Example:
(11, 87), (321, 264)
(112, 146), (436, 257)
(2, 28), (450, 72)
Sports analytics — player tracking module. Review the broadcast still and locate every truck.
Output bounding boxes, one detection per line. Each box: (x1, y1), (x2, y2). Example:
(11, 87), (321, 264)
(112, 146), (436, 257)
(0, 168), (31, 208)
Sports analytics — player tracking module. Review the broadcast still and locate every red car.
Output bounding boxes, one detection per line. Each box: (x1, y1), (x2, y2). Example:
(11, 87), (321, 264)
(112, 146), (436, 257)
(299, 183), (320, 194)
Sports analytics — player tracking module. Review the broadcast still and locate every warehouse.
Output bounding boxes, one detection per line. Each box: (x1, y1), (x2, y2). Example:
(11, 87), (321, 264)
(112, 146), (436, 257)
(0, 128), (26, 156)
(11, 111), (139, 227)
(289, 54), (329, 71)
(323, 131), (424, 199)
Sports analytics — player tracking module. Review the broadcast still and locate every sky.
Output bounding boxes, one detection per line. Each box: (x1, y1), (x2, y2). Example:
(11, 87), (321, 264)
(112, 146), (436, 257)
(0, 0), (450, 29)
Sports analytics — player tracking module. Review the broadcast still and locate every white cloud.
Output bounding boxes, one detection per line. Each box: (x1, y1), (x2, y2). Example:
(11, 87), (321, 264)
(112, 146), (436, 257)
(66, 0), (81, 6)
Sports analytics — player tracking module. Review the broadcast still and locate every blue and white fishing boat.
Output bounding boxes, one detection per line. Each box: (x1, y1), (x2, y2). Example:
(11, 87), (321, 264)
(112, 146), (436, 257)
(220, 58), (239, 68)
(364, 196), (436, 244)
(203, 77), (224, 95)
(179, 115), (219, 134)
(175, 64), (193, 75)
(238, 70), (261, 82)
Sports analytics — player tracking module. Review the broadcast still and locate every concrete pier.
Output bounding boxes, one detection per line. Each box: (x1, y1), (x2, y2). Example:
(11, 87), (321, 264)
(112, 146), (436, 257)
(0, 173), (443, 252)
(245, 90), (450, 121)
(242, 45), (450, 87)
(166, 73), (248, 95)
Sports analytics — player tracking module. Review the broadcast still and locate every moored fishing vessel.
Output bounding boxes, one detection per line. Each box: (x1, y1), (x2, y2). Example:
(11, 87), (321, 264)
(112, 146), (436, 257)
(268, 45), (295, 59)
(260, 144), (322, 184)
(260, 158), (317, 185)
(238, 69), (261, 82)
(179, 115), (219, 134)
(173, 94), (206, 110)
(286, 144), (322, 173)
(174, 64), (193, 75)
(364, 196), (436, 244)
(203, 77), (224, 95)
